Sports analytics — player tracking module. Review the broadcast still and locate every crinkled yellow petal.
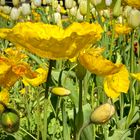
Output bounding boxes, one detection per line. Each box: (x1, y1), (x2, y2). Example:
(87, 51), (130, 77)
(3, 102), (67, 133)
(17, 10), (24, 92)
(22, 68), (48, 86)
(123, 0), (140, 9)
(79, 47), (123, 76)
(0, 58), (11, 75)
(104, 79), (121, 99)
(0, 22), (103, 59)
(130, 73), (140, 81)
(104, 65), (130, 99)
(0, 89), (9, 113)
(115, 23), (131, 35)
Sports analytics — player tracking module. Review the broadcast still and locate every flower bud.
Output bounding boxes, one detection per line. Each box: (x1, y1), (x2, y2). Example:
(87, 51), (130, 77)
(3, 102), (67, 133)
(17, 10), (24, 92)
(75, 62), (86, 80)
(113, 0), (122, 17)
(90, 103), (115, 124)
(105, 0), (112, 6)
(0, 0), (5, 6)
(54, 12), (62, 27)
(50, 87), (71, 96)
(10, 7), (20, 20)
(12, 0), (19, 7)
(65, 0), (73, 9)
(70, 6), (77, 16)
(21, 3), (31, 16)
(79, 0), (87, 16)
(76, 9), (84, 21)
(33, 0), (41, 7)
(1, 108), (20, 133)
(123, 6), (132, 18)
(2, 6), (11, 14)
(127, 9), (140, 28)
(91, 0), (102, 6)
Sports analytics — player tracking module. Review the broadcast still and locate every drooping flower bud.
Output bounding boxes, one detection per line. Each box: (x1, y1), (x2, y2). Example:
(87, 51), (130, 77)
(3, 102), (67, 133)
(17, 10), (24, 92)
(10, 7), (20, 20)
(50, 87), (71, 96)
(1, 108), (20, 133)
(127, 9), (140, 28)
(90, 103), (115, 124)
(79, 0), (87, 16)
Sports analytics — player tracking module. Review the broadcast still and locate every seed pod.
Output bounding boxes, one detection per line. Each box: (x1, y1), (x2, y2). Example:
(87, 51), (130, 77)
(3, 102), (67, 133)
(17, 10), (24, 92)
(90, 103), (115, 124)
(50, 87), (71, 96)
(0, 108), (20, 133)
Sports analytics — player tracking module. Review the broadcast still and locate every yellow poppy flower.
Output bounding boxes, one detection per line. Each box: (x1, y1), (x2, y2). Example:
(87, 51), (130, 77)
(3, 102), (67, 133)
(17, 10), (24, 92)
(115, 23), (131, 35)
(123, 0), (140, 9)
(104, 65), (130, 99)
(0, 22), (103, 59)
(0, 48), (35, 88)
(79, 47), (123, 76)
(130, 72), (140, 81)
(22, 68), (48, 86)
(0, 89), (9, 113)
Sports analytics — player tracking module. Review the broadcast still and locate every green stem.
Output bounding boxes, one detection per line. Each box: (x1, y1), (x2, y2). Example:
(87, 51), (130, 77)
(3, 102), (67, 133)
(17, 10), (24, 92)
(125, 30), (136, 129)
(109, 19), (115, 60)
(20, 127), (38, 140)
(76, 121), (91, 140)
(76, 80), (83, 140)
(43, 59), (53, 140)
(86, 0), (91, 22)
(119, 94), (124, 120)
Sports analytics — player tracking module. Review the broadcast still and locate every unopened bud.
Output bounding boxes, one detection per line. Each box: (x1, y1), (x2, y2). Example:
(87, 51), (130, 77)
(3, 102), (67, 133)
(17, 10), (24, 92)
(33, 0), (41, 7)
(79, 0), (87, 16)
(127, 9), (140, 28)
(12, 0), (19, 7)
(1, 108), (20, 133)
(123, 6), (132, 18)
(50, 87), (71, 96)
(10, 7), (20, 20)
(2, 6), (11, 14)
(0, 0), (5, 6)
(113, 0), (122, 17)
(70, 6), (77, 16)
(76, 9), (84, 21)
(105, 0), (112, 6)
(21, 3), (31, 16)
(90, 103), (115, 124)
(65, 0), (73, 9)
(91, 0), (102, 6)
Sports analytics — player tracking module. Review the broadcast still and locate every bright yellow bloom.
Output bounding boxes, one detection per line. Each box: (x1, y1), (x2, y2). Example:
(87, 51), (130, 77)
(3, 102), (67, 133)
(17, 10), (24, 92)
(104, 65), (130, 99)
(22, 68), (48, 86)
(0, 48), (37, 88)
(79, 47), (123, 76)
(130, 72), (140, 81)
(115, 23), (131, 35)
(0, 22), (103, 59)
(123, 0), (140, 9)
(0, 89), (9, 113)
(79, 47), (130, 99)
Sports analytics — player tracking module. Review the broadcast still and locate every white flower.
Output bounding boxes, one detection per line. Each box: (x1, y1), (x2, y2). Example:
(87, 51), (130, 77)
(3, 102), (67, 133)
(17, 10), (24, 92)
(10, 7), (20, 20)
(21, 3), (31, 16)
